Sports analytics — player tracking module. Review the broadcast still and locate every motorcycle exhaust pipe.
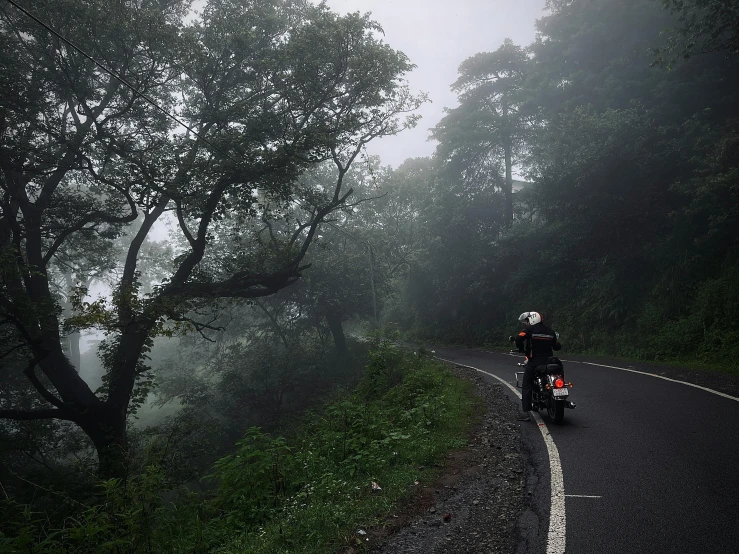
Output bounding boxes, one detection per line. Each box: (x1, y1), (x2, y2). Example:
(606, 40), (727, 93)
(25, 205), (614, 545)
(566, 401), (576, 409)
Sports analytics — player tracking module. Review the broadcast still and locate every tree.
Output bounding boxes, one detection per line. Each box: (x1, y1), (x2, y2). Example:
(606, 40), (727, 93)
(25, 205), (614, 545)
(373, 0), (739, 355)
(50, 219), (123, 372)
(279, 160), (391, 352)
(0, 0), (421, 478)
(657, 0), (739, 62)
(433, 39), (536, 226)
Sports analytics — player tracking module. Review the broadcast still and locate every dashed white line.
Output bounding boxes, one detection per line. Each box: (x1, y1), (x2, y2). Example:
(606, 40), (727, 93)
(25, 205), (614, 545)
(437, 357), (566, 554)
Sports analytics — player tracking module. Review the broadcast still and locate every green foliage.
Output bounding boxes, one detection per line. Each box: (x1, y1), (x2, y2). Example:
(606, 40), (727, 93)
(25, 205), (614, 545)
(1, 0), (424, 480)
(355, 337), (409, 399)
(656, 0), (739, 62)
(0, 343), (477, 553)
(211, 428), (293, 524)
(376, 0), (739, 371)
(0, 467), (182, 554)
(646, 258), (739, 364)
(210, 345), (476, 553)
(146, 326), (375, 488)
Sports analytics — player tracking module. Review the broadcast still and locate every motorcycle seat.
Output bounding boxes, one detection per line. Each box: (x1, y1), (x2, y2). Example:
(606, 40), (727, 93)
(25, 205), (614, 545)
(535, 357), (564, 374)
(534, 364), (563, 373)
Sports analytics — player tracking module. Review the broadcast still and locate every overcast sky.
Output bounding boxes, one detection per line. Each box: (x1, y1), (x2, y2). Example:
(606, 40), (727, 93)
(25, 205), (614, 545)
(323, 0), (548, 167)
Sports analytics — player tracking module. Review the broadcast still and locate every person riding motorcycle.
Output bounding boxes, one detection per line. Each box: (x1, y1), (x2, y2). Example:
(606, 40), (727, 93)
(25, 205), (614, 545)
(511, 311), (562, 421)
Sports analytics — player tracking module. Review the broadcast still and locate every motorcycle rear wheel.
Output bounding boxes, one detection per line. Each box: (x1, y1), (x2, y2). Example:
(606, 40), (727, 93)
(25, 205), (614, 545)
(547, 397), (565, 424)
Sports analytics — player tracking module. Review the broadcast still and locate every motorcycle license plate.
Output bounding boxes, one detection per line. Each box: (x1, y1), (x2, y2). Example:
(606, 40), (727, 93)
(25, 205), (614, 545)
(552, 388), (568, 397)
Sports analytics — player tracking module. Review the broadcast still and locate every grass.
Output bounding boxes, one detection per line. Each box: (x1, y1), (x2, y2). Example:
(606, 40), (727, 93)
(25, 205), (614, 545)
(210, 344), (480, 553)
(0, 341), (481, 553)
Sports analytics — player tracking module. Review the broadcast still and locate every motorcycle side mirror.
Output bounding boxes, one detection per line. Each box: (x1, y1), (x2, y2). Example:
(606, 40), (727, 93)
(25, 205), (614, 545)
(508, 335), (515, 342)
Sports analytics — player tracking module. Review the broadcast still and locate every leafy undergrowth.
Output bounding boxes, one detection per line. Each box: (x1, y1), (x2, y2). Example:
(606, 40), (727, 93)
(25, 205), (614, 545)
(209, 341), (478, 553)
(0, 340), (479, 553)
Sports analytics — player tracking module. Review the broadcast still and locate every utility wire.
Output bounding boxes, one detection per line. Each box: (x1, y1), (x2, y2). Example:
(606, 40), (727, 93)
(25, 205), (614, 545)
(3, 0), (240, 165)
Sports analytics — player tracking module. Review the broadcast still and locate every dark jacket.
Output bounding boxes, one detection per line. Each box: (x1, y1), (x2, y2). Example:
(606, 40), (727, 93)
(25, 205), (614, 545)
(515, 322), (561, 361)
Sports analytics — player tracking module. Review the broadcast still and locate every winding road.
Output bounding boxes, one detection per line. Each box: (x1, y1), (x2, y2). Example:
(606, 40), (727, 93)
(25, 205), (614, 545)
(434, 347), (739, 554)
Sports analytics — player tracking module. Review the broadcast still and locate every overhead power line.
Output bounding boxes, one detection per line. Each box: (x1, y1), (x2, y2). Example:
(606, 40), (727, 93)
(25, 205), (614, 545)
(3, 0), (239, 164)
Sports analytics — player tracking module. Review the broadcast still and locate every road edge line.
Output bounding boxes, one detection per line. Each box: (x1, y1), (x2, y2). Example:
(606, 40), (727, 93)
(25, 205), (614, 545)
(437, 357), (566, 554)
(497, 352), (739, 403)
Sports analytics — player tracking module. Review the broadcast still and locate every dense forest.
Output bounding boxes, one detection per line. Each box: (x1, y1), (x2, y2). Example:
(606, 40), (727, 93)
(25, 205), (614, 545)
(392, 0), (739, 360)
(1, 0), (738, 551)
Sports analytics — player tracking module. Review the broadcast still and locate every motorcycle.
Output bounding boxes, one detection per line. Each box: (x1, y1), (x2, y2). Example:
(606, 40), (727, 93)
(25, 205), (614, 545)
(512, 352), (576, 424)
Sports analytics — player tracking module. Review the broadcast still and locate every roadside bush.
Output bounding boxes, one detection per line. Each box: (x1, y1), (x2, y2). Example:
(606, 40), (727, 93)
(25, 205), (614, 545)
(0, 340), (478, 554)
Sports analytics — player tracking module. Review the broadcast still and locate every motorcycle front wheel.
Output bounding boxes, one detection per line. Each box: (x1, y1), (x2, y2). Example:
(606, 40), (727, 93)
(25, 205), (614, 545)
(547, 396), (565, 424)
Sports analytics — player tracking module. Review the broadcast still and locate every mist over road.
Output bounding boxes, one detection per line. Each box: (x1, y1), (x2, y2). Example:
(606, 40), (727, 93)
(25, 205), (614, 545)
(436, 348), (739, 554)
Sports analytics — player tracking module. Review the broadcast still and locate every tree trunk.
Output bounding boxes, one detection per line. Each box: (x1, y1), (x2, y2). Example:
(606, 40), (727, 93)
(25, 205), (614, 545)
(368, 243), (378, 327)
(79, 407), (128, 480)
(504, 141), (514, 225)
(62, 272), (81, 372)
(69, 331), (81, 373)
(35, 347), (129, 479)
(326, 310), (347, 354)
(502, 100), (514, 226)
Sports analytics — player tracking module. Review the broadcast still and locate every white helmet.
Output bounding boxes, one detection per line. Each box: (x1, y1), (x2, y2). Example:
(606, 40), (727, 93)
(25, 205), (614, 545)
(518, 311), (542, 326)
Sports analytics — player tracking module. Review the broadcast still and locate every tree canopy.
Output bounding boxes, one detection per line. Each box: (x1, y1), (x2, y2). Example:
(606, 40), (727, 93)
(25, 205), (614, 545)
(2, 0), (739, 549)
(0, 0), (422, 477)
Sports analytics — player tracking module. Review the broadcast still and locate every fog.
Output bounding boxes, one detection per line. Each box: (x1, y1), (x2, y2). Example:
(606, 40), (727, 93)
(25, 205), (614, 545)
(323, 0), (547, 166)
(77, 0), (546, 356)
(3, 0), (738, 548)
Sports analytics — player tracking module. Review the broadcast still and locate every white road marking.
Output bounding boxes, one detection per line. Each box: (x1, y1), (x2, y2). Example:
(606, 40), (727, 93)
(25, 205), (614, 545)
(437, 357), (566, 554)
(499, 351), (739, 403)
(565, 495), (602, 498)
(574, 361), (739, 402)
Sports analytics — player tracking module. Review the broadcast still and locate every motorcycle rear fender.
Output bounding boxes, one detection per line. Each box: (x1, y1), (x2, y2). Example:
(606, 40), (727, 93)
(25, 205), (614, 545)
(546, 374), (564, 385)
(546, 375), (568, 399)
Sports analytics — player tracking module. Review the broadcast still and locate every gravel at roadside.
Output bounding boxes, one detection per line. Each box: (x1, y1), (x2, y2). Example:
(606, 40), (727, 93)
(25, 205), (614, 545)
(369, 364), (531, 554)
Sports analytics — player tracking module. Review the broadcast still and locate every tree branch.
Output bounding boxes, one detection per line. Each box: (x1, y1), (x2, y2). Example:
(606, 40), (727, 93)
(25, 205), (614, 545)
(255, 299), (290, 349)
(121, 194), (169, 289)
(288, 188), (353, 269)
(164, 263), (312, 300)
(262, 212), (281, 253)
(23, 358), (66, 410)
(166, 313), (224, 343)
(43, 190), (138, 266)
(175, 198), (197, 249)
(343, 191), (388, 209)
(0, 409), (73, 421)
(288, 219), (313, 249)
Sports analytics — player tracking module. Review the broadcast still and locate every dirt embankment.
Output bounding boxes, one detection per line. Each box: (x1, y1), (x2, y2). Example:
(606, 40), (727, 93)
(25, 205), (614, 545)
(367, 366), (536, 554)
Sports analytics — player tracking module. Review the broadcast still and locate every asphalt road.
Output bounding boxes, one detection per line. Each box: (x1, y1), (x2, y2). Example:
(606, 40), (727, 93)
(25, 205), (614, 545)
(434, 347), (739, 554)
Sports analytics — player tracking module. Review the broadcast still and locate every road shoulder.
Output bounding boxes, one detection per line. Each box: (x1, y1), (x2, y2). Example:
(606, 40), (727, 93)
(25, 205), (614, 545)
(369, 365), (536, 554)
